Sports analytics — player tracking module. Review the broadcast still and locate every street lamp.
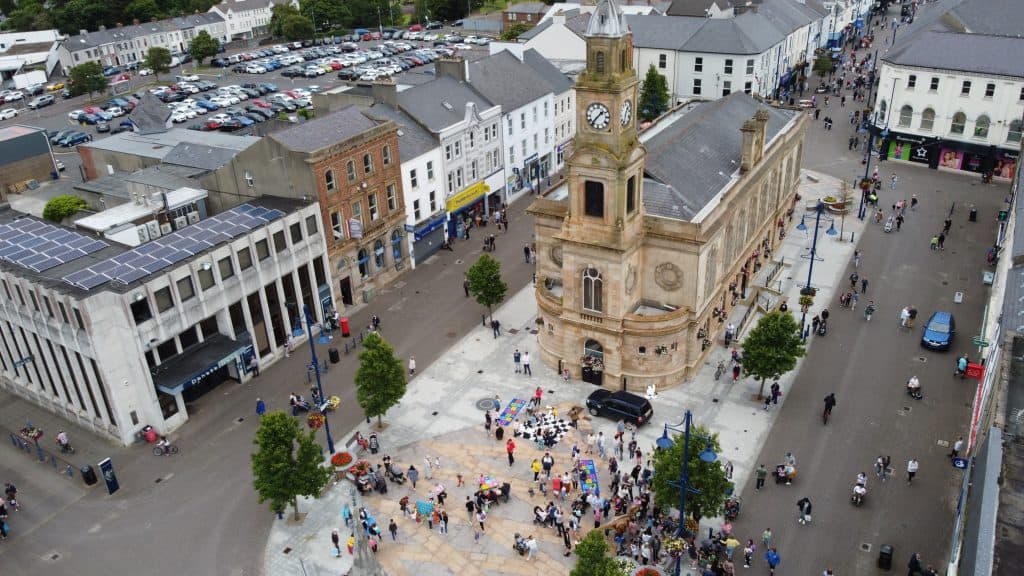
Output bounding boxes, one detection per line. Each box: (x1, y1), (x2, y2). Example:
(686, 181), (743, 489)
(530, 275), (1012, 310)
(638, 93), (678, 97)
(797, 201), (836, 341)
(858, 49), (879, 220)
(655, 411), (718, 576)
(303, 304), (335, 454)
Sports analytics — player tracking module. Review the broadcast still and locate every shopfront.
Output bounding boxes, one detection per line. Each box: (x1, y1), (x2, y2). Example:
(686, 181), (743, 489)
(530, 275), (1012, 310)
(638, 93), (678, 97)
(410, 211), (447, 265)
(153, 334), (250, 410)
(884, 133), (939, 167)
(447, 181), (490, 239)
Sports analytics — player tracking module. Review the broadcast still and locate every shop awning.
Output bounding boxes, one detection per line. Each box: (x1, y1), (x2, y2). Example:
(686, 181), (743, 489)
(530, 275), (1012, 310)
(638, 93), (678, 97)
(446, 181), (490, 213)
(153, 333), (249, 395)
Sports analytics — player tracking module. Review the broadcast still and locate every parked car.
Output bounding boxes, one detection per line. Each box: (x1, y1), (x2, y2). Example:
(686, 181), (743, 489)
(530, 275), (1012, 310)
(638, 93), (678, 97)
(46, 82), (65, 92)
(3, 90), (24, 102)
(55, 159), (65, 171)
(586, 390), (653, 426)
(50, 129), (73, 143)
(95, 121), (110, 133)
(0, 108), (17, 120)
(138, 68), (154, 76)
(59, 132), (92, 147)
(921, 311), (956, 351)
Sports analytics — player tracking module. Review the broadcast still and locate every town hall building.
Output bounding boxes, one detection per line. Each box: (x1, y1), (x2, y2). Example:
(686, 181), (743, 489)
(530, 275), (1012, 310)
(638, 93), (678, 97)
(528, 0), (809, 391)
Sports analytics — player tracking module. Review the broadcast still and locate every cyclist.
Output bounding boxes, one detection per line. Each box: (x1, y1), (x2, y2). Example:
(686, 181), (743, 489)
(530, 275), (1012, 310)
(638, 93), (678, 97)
(822, 393), (837, 424)
(56, 430), (71, 453)
(156, 435), (171, 455)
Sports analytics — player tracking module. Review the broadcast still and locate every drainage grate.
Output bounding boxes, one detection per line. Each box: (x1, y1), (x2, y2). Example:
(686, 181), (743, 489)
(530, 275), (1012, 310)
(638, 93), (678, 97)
(860, 543), (872, 552)
(915, 356), (927, 363)
(283, 547), (292, 555)
(476, 398), (495, 410)
(507, 328), (520, 335)
(236, 417), (245, 423)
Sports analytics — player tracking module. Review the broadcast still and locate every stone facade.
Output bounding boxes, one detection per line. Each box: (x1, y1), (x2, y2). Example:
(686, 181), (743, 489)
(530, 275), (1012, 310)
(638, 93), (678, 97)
(529, 0), (807, 392)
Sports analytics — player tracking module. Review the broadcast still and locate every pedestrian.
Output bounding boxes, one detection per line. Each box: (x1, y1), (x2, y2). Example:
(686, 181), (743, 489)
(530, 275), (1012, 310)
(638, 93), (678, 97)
(526, 534), (539, 560)
(755, 463), (768, 490)
(949, 436), (964, 459)
(249, 355), (260, 377)
(850, 290), (859, 311)
(388, 518), (398, 541)
(463, 279), (470, 297)
(440, 510), (449, 534)
(770, 382), (781, 404)
(597, 431), (607, 459)
(493, 394), (501, 412)
(424, 457), (434, 480)
(761, 528), (773, 550)
(743, 539), (755, 568)
(541, 451), (555, 477)
(797, 497), (812, 524)
(477, 509), (487, 532)
(513, 349), (522, 373)
(861, 277), (869, 293)
(586, 432), (596, 455)
(849, 271), (859, 289)
(332, 528), (341, 557)
(882, 455), (891, 482)
(908, 307), (917, 328)
(342, 502), (353, 526)
(506, 438), (516, 466)
(907, 458), (919, 484)
(911, 194), (918, 210)
(763, 393), (772, 411)
(814, 108), (821, 120)
(484, 410), (492, 436)
(408, 356), (416, 375)
(896, 214), (903, 230)
(256, 397), (266, 416)
(853, 249), (861, 268)
(531, 458), (541, 481)
(908, 552), (923, 575)
(732, 363), (741, 382)
(523, 351), (532, 375)
(407, 465), (419, 489)
(766, 547), (781, 575)
(890, 172), (898, 191)
(533, 386), (543, 409)
(491, 319), (501, 338)
(937, 232), (945, 250)
(523, 244), (531, 263)
(812, 315), (821, 334)
(900, 307), (911, 328)
(465, 496), (475, 520)
(864, 300), (876, 322)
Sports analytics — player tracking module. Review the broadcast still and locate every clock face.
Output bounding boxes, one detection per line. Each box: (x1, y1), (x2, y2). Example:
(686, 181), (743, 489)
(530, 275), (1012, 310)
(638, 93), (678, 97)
(621, 100), (632, 127)
(586, 103), (610, 130)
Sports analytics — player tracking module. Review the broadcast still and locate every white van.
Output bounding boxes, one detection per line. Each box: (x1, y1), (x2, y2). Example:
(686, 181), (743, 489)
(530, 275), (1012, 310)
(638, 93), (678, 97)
(227, 54), (243, 64)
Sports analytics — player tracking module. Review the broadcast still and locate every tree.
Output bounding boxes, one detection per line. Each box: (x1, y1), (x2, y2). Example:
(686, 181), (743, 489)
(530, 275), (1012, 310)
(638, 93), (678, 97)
(639, 64), (670, 122)
(650, 425), (730, 525)
(125, 0), (161, 22)
(250, 412), (331, 520)
(300, 0), (351, 32)
(270, 3), (301, 37)
(571, 530), (632, 576)
(281, 14), (314, 42)
(812, 53), (834, 79)
(741, 311), (806, 398)
(465, 253), (507, 323)
(143, 46), (172, 80)
(354, 332), (407, 427)
(68, 61), (108, 98)
(189, 30), (220, 65)
(42, 195), (88, 222)
(500, 22), (530, 41)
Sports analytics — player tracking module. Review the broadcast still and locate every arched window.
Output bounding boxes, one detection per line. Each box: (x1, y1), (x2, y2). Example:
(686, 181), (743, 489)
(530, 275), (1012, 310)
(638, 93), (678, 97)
(363, 153), (374, 174)
(920, 108), (935, 131)
(951, 112), (966, 134)
(391, 229), (403, 261)
(373, 239), (385, 269)
(877, 100), (887, 124)
(382, 145), (392, 166)
(595, 51), (605, 74)
(346, 160), (356, 181)
(1008, 119), (1023, 143)
(324, 169), (335, 191)
(582, 267), (603, 312)
(584, 339), (604, 360)
(898, 105), (913, 127)
(357, 248), (369, 278)
(974, 115), (991, 138)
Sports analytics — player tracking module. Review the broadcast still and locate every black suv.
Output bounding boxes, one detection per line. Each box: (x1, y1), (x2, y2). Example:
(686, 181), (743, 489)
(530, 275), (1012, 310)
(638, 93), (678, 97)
(586, 390), (654, 426)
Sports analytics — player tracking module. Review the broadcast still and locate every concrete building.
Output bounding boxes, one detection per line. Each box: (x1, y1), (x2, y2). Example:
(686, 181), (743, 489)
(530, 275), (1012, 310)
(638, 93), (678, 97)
(0, 197), (330, 446)
(209, 0), (297, 41)
(528, 0), (807, 390)
(0, 29), (64, 80)
(0, 125), (59, 200)
(57, 13), (228, 73)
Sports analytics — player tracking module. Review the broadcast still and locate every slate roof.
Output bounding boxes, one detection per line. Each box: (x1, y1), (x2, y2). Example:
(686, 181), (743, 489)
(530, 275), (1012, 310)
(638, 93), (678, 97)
(469, 50), (554, 111)
(62, 13), (224, 51)
(270, 105), (380, 153)
(523, 49), (574, 94)
(163, 143), (244, 171)
(883, 31), (1024, 78)
(518, 20), (553, 40)
(947, 0), (1022, 38)
(212, 0), (286, 13)
(83, 129), (259, 159)
(365, 103), (439, 161)
(640, 93), (797, 221)
(665, 0), (730, 17)
(565, 12), (593, 38)
(505, 2), (549, 14)
(396, 75), (495, 133)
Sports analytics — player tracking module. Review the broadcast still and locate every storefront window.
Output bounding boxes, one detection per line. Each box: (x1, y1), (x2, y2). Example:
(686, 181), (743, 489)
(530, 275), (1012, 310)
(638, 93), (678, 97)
(358, 249), (369, 278)
(374, 239), (385, 270)
(391, 229), (403, 262)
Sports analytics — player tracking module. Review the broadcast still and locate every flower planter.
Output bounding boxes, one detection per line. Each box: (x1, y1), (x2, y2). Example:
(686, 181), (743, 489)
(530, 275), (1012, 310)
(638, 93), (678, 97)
(633, 567), (664, 576)
(331, 451), (354, 471)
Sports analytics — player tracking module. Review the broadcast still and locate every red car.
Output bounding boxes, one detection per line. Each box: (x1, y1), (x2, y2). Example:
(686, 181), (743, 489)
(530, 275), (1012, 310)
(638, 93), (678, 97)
(251, 99), (272, 109)
(408, 24), (423, 32)
(362, 33), (372, 41)
(84, 106), (104, 115)
(328, 61), (342, 70)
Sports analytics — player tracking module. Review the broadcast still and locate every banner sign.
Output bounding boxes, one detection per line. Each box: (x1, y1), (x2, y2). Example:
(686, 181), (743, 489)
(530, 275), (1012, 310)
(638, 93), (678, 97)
(98, 458), (120, 495)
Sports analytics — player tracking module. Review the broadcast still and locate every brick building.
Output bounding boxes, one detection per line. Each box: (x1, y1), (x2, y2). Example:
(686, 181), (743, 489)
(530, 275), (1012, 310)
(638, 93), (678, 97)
(503, 2), (550, 32)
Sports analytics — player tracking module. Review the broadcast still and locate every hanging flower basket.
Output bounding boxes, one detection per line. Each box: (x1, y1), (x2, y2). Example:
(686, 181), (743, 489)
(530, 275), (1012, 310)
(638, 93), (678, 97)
(350, 459), (371, 477)
(330, 451), (354, 469)
(307, 413), (325, 430)
(634, 568), (664, 576)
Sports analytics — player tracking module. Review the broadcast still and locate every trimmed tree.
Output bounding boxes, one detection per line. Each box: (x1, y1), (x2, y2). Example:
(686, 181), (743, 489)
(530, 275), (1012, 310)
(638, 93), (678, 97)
(571, 530), (632, 576)
(650, 424), (730, 526)
(465, 253), (507, 323)
(639, 64), (670, 122)
(251, 411), (331, 520)
(500, 23), (530, 41)
(813, 54), (834, 79)
(189, 31), (220, 66)
(354, 332), (407, 427)
(42, 195), (87, 222)
(68, 62), (108, 98)
(741, 311), (806, 398)
(143, 47), (172, 80)
(281, 14), (315, 42)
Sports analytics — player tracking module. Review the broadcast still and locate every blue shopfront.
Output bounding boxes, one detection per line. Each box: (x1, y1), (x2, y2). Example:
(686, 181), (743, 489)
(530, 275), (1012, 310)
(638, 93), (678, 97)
(410, 212), (447, 265)
(153, 333), (252, 411)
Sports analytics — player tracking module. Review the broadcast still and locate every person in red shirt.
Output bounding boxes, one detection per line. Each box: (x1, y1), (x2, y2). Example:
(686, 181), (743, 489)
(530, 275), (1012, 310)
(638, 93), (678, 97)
(533, 386), (543, 409)
(506, 438), (516, 466)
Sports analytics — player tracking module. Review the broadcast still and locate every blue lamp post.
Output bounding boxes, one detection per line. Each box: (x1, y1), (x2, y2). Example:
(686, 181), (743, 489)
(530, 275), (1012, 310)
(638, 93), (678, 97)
(858, 49), (879, 220)
(796, 201), (836, 341)
(303, 304), (335, 454)
(655, 410), (718, 576)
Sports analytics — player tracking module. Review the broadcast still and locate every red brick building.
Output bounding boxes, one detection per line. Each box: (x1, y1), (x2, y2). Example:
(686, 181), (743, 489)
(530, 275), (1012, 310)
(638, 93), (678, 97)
(503, 2), (549, 32)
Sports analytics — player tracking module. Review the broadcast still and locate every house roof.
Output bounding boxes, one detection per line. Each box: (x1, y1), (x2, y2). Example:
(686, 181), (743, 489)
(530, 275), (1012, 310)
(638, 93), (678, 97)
(397, 75), (495, 133)
(946, 0), (1023, 38)
(211, 0), (286, 13)
(665, 0), (730, 17)
(365, 103), (439, 161)
(518, 19), (553, 40)
(640, 93), (797, 221)
(505, 2), (549, 14)
(523, 49), (574, 94)
(468, 50), (554, 112)
(62, 13), (224, 52)
(83, 128), (259, 160)
(162, 143), (243, 170)
(883, 31), (1024, 78)
(270, 105), (380, 153)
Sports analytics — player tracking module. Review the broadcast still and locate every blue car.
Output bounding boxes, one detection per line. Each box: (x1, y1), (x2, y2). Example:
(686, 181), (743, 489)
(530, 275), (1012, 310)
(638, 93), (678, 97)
(194, 99), (219, 111)
(79, 113), (100, 125)
(921, 311), (956, 351)
(258, 82), (277, 92)
(232, 115), (255, 127)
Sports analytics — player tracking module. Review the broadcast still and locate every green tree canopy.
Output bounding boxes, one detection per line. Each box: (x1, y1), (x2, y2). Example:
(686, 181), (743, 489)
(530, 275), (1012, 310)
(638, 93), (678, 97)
(354, 332), (407, 427)
(125, 0), (161, 22)
(639, 64), (670, 122)
(813, 54), (834, 79)
(68, 61), (108, 98)
(251, 412), (331, 520)
(465, 253), (508, 322)
(500, 22), (530, 41)
(270, 3), (301, 37)
(143, 46), (172, 79)
(741, 311), (806, 398)
(42, 195), (88, 223)
(189, 30), (220, 65)
(300, 0), (352, 32)
(571, 530), (632, 576)
(0, 1), (52, 31)
(650, 424), (730, 524)
(281, 14), (314, 41)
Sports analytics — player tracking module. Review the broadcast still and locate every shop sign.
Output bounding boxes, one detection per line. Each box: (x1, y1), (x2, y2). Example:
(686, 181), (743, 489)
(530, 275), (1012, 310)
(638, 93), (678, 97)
(446, 181), (490, 213)
(348, 218), (363, 239)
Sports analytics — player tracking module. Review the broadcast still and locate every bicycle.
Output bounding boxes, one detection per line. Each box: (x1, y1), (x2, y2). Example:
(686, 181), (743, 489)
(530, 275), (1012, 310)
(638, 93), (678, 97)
(714, 360), (725, 381)
(153, 444), (180, 456)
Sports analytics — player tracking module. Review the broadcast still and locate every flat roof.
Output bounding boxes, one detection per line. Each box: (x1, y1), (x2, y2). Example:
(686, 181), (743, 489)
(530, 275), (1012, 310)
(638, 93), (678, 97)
(82, 128), (260, 161)
(0, 124), (45, 142)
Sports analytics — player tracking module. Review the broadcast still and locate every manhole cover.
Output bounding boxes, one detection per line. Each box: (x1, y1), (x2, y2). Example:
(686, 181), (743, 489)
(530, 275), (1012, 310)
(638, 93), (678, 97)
(898, 407), (912, 416)
(508, 328), (520, 335)
(915, 356), (927, 363)
(455, 259), (464, 265)
(283, 547), (292, 555)
(476, 398), (495, 410)
(860, 543), (872, 552)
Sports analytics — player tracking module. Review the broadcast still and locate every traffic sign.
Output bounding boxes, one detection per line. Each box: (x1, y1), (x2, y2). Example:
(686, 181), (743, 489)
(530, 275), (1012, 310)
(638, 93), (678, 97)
(972, 336), (990, 348)
(952, 457), (968, 470)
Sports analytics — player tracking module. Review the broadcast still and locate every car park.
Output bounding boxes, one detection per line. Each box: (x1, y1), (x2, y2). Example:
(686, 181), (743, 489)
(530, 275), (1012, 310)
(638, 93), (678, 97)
(0, 108), (17, 120)
(27, 95), (55, 109)
(586, 390), (653, 426)
(921, 311), (956, 351)
(3, 90), (24, 102)
(46, 82), (65, 92)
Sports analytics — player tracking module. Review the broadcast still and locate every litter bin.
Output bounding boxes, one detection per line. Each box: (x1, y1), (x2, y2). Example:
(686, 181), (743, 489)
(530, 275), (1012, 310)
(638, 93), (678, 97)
(495, 426), (504, 441)
(969, 207), (978, 222)
(877, 544), (893, 570)
(340, 317), (351, 337)
(329, 348), (340, 364)
(81, 465), (98, 486)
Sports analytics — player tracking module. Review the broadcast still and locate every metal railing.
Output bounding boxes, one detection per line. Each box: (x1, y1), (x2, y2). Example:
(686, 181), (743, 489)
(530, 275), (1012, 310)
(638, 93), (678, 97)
(7, 432), (77, 479)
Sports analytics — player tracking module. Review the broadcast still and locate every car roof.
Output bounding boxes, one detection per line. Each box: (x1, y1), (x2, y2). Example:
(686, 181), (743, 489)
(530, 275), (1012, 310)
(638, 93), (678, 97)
(608, 391), (652, 408)
(929, 311), (953, 323)
(587, 389), (612, 402)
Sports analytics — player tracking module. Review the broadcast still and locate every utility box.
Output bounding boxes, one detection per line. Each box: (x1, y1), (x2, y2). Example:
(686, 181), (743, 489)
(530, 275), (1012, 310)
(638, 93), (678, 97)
(877, 544), (893, 570)
(81, 465), (98, 486)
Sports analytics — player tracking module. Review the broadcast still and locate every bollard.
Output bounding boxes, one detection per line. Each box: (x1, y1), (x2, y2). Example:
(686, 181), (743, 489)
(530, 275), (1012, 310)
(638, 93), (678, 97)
(37, 445), (46, 462)
(851, 231), (855, 243)
(481, 314), (487, 327)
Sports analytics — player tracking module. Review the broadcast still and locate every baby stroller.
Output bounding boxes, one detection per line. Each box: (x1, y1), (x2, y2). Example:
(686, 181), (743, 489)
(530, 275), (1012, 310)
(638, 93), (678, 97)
(884, 215), (895, 233)
(356, 475), (374, 494)
(385, 462), (406, 484)
(724, 497), (741, 521)
(513, 533), (529, 556)
(775, 464), (797, 484)
(374, 474), (388, 494)
(533, 506), (547, 525)
(817, 319), (827, 336)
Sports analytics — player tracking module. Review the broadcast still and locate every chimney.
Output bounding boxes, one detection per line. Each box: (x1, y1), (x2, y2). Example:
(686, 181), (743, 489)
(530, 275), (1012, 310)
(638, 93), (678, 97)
(739, 118), (757, 173)
(435, 55), (468, 82)
(372, 77), (399, 107)
(753, 108), (769, 164)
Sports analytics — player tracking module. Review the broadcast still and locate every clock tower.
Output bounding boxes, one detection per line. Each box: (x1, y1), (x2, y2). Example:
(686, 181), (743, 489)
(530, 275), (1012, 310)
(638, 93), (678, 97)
(565, 0), (645, 247)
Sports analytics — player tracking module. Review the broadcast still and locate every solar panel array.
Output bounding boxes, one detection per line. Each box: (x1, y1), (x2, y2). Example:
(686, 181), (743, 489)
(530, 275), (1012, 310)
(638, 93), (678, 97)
(0, 218), (109, 273)
(63, 204), (285, 291)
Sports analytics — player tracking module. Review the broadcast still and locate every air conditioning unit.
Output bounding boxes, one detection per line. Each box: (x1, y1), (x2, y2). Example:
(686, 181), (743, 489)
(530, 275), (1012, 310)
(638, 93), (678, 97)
(147, 220), (161, 238)
(137, 225), (151, 243)
(160, 222), (173, 235)
(187, 211), (200, 224)
(173, 216), (188, 230)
